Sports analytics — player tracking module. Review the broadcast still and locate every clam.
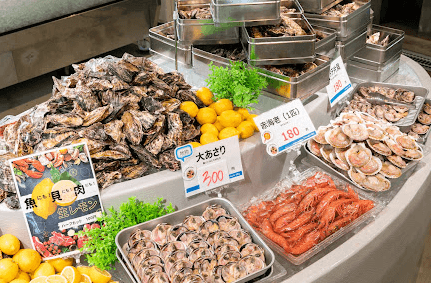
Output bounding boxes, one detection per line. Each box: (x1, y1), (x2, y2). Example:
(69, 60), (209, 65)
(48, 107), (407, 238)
(395, 134), (418, 150)
(330, 152), (350, 171)
(168, 259), (193, 278)
(366, 124), (386, 140)
(199, 220), (220, 239)
(217, 216), (241, 232)
(387, 154), (407, 168)
(167, 225), (189, 243)
(345, 143), (372, 167)
(385, 126), (402, 137)
(218, 251), (242, 266)
(221, 262), (247, 282)
(151, 223), (172, 246)
(139, 255), (164, 269)
(183, 215), (205, 231)
(207, 231), (230, 247)
(188, 247), (214, 262)
(418, 112), (431, 125)
(137, 265), (164, 283)
(215, 245), (240, 258)
(213, 237), (240, 250)
(239, 255), (266, 275)
(240, 243), (265, 262)
(325, 127), (352, 148)
(181, 274), (205, 283)
(313, 126), (330, 144)
(172, 268), (194, 283)
(160, 241), (186, 260)
(228, 230), (252, 246)
(187, 240), (211, 253)
(165, 250), (188, 273)
(148, 272), (170, 283)
(132, 248), (160, 269)
(339, 112), (363, 124)
(202, 205), (229, 220)
(384, 138), (406, 156)
(424, 103), (431, 115)
(177, 231), (204, 246)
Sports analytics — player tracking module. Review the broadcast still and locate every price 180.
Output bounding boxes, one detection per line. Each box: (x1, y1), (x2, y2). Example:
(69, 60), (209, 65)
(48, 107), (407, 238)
(202, 170), (224, 187)
(281, 127), (300, 141)
(333, 79), (343, 93)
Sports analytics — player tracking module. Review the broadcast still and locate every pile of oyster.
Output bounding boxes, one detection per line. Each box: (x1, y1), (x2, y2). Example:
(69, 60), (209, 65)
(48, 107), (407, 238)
(124, 205), (266, 283)
(178, 7), (212, 19)
(0, 53), (205, 195)
(307, 112), (424, 192)
(366, 32), (390, 47)
(322, 1), (362, 17)
(194, 44), (247, 63)
(247, 16), (309, 38)
(264, 62), (318, 78)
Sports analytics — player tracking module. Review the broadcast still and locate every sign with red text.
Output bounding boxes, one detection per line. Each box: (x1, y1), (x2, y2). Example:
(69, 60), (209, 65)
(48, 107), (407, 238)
(253, 99), (316, 156)
(326, 56), (353, 107)
(175, 136), (244, 197)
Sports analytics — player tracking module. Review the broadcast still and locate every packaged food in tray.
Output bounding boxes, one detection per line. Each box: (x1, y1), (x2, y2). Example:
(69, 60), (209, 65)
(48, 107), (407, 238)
(115, 198), (274, 283)
(305, 111), (425, 192)
(239, 166), (382, 265)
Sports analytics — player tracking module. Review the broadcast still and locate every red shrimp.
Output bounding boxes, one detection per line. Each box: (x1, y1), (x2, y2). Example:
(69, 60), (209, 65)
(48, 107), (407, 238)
(317, 199), (354, 230)
(261, 219), (291, 252)
(340, 199), (374, 218)
(303, 172), (336, 190)
(297, 186), (336, 213)
(289, 229), (322, 255)
(315, 186), (358, 216)
(323, 215), (356, 238)
(275, 209), (315, 233)
(269, 203), (297, 224)
(281, 222), (318, 244)
(273, 211), (297, 230)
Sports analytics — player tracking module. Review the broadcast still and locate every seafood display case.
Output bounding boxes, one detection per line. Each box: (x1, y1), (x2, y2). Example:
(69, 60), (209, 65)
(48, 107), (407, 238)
(336, 26), (367, 60)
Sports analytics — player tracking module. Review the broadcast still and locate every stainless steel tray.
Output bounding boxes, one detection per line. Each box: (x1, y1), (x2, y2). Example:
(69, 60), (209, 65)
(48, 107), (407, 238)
(210, 0), (281, 24)
(336, 27), (367, 60)
(406, 98), (431, 144)
(304, 0), (371, 38)
(347, 53), (400, 83)
(241, 15), (316, 65)
(192, 45), (245, 77)
(243, 0), (304, 27)
(298, 0), (343, 13)
(313, 25), (337, 56)
(115, 198), (275, 283)
(176, 0), (240, 45)
(333, 82), (428, 129)
(116, 249), (137, 282)
(149, 22), (192, 65)
(256, 54), (330, 100)
(281, 0), (304, 14)
(352, 25), (405, 65)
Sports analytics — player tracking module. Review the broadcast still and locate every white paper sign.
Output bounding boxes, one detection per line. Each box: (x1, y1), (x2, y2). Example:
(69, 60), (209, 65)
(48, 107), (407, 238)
(253, 99), (316, 156)
(326, 56), (353, 107)
(175, 136), (244, 197)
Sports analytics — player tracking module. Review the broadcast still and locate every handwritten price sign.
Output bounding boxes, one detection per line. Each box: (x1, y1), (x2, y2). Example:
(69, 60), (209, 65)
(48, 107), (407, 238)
(326, 56), (353, 107)
(197, 160), (230, 191)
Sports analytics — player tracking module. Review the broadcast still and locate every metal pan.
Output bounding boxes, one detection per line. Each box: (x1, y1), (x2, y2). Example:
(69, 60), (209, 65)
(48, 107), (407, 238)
(241, 15), (316, 65)
(256, 54), (330, 100)
(313, 25), (337, 56)
(210, 0), (281, 24)
(243, 0), (304, 26)
(149, 22), (192, 65)
(115, 198), (275, 283)
(304, 0), (371, 38)
(116, 249), (137, 282)
(352, 25), (405, 65)
(347, 52), (401, 83)
(299, 0), (343, 13)
(336, 27), (367, 60)
(405, 98), (431, 144)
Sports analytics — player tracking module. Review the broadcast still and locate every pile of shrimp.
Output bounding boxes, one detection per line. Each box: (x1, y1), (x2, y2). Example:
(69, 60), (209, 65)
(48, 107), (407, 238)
(242, 172), (374, 255)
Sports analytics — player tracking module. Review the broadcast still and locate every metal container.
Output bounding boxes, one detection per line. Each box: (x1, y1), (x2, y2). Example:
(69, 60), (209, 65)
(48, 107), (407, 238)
(115, 198), (275, 283)
(192, 44), (245, 76)
(281, 0), (304, 14)
(241, 15), (316, 65)
(347, 52), (401, 83)
(210, 0), (281, 24)
(298, 0), (343, 13)
(304, 0), (371, 38)
(337, 26), (367, 60)
(116, 249), (136, 282)
(405, 98), (431, 144)
(256, 54), (330, 100)
(241, 0), (304, 26)
(176, 0), (240, 45)
(149, 22), (192, 65)
(313, 25), (337, 56)
(352, 25), (405, 65)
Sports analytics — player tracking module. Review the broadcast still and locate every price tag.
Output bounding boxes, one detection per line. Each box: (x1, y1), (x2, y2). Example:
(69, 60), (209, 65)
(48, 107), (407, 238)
(253, 99), (316, 156)
(326, 56), (353, 107)
(175, 136), (244, 197)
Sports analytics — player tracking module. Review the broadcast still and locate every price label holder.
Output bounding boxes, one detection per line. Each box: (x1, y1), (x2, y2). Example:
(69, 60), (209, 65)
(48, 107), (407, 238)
(253, 99), (317, 157)
(175, 136), (244, 197)
(326, 56), (353, 107)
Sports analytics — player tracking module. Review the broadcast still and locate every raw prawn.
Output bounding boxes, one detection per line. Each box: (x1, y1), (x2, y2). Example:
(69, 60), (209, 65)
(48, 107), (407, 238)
(315, 186), (358, 216)
(317, 199), (354, 230)
(275, 209), (315, 233)
(297, 186), (336, 213)
(323, 215), (356, 237)
(273, 212), (297, 231)
(261, 219), (290, 252)
(269, 203), (297, 224)
(281, 222), (318, 244)
(289, 229), (322, 255)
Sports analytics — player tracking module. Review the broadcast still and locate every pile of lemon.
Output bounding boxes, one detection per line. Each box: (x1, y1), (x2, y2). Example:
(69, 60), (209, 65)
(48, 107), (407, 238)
(180, 87), (259, 146)
(0, 234), (116, 283)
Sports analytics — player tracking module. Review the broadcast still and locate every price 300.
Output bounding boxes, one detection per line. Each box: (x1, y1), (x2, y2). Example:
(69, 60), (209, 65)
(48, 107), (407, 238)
(202, 170), (224, 187)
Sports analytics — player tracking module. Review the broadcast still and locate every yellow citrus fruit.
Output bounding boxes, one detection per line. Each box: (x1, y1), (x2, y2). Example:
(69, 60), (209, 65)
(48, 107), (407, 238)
(0, 234), (21, 255)
(61, 266), (81, 283)
(75, 267), (90, 278)
(213, 117), (225, 132)
(212, 99), (234, 115)
(29, 276), (47, 283)
(236, 108), (251, 120)
(200, 124), (219, 137)
(195, 87), (214, 106)
(88, 266), (111, 283)
(15, 270), (30, 282)
(237, 121), (255, 139)
(189, 142), (201, 148)
(200, 133), (219, 145)
(47, 258), (74, 273)
(32, 262), (55, 279)
(13, 249), (41, 273)
(59, 149), (68, 155)
(10, 279), (29, 283)
(51, 180), (78, 206)
(0, 279), (6, 283)
(196, 108), (217, 125)
(219, 127), (240, 140)
(246, 114), (259, 132)
(45, 275), (67, 283)
(180, 101), (199, 118)
(32, 178), (57, 219)
(0, 258), (19, 282)
(218, 110), (242, 128)
(79, 274), (91, 283)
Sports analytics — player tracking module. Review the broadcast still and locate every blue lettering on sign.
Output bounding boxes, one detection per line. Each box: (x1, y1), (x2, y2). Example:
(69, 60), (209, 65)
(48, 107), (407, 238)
(186, 185), (200, 194)
(330, 84), (352, 103)
(229, 171), (243, 179)
(175, 144), (193, 162)
(278, 131), (316, 152)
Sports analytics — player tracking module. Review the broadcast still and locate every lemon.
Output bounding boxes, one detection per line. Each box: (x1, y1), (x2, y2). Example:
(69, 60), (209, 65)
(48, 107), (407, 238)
(219, 110), (242, 128)
(236, 108), (251, 120)
(212, 99), (234, 115)
(79, 274), (91, 283)
(15, 270), (30, 282)
(0, 234), (21, 255)
(47, 258), (74, 273)
(75, 267), (90, 278)
(51, 180), (78, 207)
(196, 108), (217, 125)
(88, 266), (111, 283)
(200, 133), (219, 145)
(32, 262), (55, 279)
(247, 114), (259, 132)
(13, 249), (41, 273)
(237, 121), (255, 139)
(32, 178), (57, 219)
(0, 279), (6, 283)
(213, 117), (225, 132)
(46, 275), (67, 283)
(29, 277), (47, 283)
(10, 279), (29, 283)
(61, 266), (81, 283)
(200, 124), (219, 137)
(0, 258), (19, 282)
(219, 127), (240, 140)
(189, 142), (201, 148)
(195, 87), (214, 106)
(180, 101), (199, 118)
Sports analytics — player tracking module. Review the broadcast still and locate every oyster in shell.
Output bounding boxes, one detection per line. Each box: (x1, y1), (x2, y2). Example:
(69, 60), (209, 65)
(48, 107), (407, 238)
(120, 163), (148, 179)
(129, 110), (157, 131)
(387, 154), (407, 169)
(367, 139), (392, 156)
(91, 150), (130, 160)
(145, 134), (165, 156)
(46, 114), (83, 128)
(140, 97), (166, 115)
(330, 152), (350, 171)
(159, 149), (180, 171)
(313, 126), (330, 144)
(122, 111), (143, 145)
(108, 60), (139, 83)
(411, 123), (429, 135)
(82, 105), (113, 126)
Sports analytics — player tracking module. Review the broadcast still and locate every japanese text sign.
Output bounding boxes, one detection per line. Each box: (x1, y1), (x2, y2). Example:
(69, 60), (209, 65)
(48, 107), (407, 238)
(175, 136), (244, 197)
(326, 56), (353, 107)
(253, 99), (316, 156)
